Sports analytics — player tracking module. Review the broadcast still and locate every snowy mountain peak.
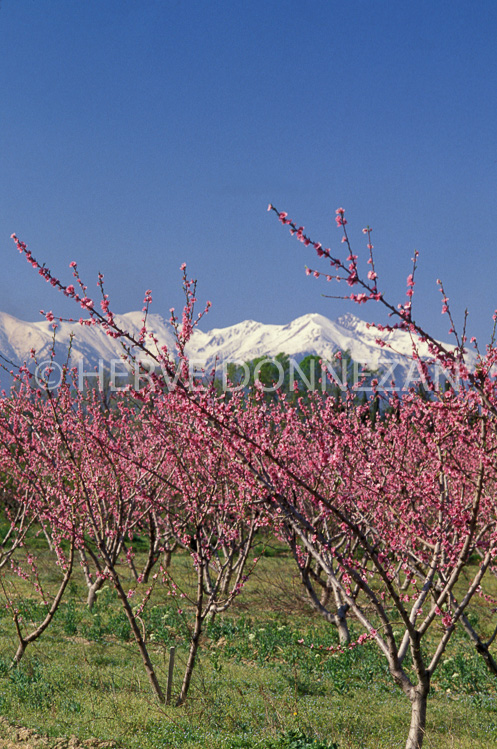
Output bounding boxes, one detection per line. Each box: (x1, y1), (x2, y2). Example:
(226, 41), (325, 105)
(336, 312), (370, 333)
(0, 309), (471, 389)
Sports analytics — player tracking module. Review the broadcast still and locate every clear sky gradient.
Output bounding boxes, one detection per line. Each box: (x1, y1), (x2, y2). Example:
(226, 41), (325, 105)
(2, 0), (496, 345)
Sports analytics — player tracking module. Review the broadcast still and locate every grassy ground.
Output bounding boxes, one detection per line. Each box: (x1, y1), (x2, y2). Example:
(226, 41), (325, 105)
(0, 545), (497, 749)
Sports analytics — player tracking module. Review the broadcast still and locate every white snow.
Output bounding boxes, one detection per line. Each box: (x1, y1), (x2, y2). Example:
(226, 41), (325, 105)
(0, 309), (473, 388)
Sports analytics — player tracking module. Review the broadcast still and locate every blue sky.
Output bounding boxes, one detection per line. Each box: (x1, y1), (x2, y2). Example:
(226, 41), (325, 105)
(2, 0), (497, 345)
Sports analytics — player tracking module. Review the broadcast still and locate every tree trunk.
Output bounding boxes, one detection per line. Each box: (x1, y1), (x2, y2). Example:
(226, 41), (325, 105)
(405, 686), (428, 749)
(79, 548), (106, 610)
(110, 567), (165, 703)
(177, 564), (204, 706)
(333, 588), (350, 645)
(10, 541), (75, 668)
(87, 576), (105, 610)
(11, 640), (26, 667)
(335, 611), (351, 646)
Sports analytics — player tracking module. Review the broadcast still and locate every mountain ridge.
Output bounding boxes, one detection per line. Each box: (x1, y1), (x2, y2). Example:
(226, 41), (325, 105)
(0, 309), (470, 390)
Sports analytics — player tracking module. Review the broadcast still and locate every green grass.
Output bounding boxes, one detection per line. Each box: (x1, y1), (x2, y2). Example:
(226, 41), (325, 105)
(0, 549), (497, 748)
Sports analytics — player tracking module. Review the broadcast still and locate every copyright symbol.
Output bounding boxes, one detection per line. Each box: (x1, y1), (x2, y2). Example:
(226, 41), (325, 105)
(34, 361), (63, 390)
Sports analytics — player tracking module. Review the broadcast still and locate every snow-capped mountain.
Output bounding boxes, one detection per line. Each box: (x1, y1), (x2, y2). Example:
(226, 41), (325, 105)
(0, 309), (470, 391)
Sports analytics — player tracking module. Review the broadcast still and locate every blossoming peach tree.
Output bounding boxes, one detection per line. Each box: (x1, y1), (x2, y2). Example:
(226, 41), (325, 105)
(5, 209), (497, 749)
(0, 250), (262, 705)
(263, 205), (497, 747)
